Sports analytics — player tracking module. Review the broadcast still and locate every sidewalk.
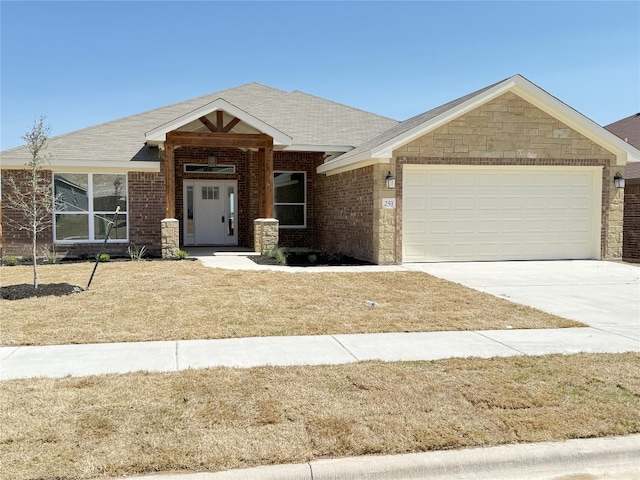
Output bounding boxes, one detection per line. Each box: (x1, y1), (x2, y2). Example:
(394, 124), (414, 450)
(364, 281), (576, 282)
(2, 327), (640, 380)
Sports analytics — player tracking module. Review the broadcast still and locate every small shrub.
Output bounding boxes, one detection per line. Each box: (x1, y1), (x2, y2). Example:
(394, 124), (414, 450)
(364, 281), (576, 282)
(42, 245), (59, 264)
(175, 249), (189, 260)
(127, 244), (147, 261)
(21, 254), (33, 263)
(97, 253), (110, 263)
(4, 256), (19, 267)
(262, 246), (287, 265)
(307, 254), (317, 264)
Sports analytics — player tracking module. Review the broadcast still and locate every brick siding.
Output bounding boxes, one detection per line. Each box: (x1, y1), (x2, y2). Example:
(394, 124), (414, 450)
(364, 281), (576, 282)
(315, 165), (374, 262)
(1, 169), (166, 258)
(173, 147), (322, 249)
(174, 146), (250, 245)
(623, 182), (640, 261)
(274, 151), (323, 248)
(1, 169), (54, 256)
(127, 171), (165, 255)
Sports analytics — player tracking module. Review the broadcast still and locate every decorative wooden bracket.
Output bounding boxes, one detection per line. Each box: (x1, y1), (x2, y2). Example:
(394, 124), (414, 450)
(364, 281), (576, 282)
(199, 112), (242, 133)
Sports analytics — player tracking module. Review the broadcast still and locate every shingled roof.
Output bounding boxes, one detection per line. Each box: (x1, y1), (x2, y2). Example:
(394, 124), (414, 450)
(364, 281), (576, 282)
(605, 113), (640, 179)
(605, 113), (640, 149)
(0, 83), (397, 168)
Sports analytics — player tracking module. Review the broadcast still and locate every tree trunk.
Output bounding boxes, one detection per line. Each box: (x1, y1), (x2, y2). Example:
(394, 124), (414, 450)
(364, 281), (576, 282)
(31, 172), (38, 290)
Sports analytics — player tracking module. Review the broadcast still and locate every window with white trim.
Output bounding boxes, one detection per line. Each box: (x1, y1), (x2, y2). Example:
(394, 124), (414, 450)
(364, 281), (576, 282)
(273, 171), (306, 228)
(53, 173), (128, 242)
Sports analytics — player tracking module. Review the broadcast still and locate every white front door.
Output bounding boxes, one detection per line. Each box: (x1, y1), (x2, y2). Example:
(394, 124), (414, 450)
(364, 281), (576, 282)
(183, 180), (238, 245)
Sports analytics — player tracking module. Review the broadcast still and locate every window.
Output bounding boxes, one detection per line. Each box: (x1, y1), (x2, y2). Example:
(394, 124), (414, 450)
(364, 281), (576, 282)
(54, 173), (128, 242)
(184, 164), (235, 174)
(274, 171), (306, 227)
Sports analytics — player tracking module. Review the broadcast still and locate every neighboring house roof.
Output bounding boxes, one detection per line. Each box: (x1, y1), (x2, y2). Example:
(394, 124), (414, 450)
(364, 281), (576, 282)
(0, 82), (397, 170)
(626, 161), (640, 179)
(605, 113), (640, 179)
(319, 74), (640, 174)
(605, 113), (640, 149)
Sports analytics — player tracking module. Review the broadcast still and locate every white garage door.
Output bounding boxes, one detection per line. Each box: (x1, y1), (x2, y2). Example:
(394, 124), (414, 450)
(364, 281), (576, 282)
(402, 165), (602, 262)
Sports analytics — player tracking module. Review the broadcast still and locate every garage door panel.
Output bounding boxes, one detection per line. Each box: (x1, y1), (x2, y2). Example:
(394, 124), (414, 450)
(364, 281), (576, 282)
(430, 197), (451, 210)
(404, 196), (427, 210)
(405, 172), (428, 186)
(402, 166), (601, 262)
(453, 220), (474, 234)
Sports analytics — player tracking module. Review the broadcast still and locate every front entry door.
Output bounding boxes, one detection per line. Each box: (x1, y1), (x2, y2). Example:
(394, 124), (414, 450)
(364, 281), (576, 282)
(183, 180), (238, 245)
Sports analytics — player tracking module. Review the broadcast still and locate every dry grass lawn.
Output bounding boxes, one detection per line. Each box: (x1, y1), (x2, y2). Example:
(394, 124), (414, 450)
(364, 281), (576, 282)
(1, 353), (639, 480)
(1, 261), (581, 346)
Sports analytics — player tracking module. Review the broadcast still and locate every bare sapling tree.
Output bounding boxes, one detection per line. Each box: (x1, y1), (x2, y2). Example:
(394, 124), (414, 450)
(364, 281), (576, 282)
(3, 116), (59, 289)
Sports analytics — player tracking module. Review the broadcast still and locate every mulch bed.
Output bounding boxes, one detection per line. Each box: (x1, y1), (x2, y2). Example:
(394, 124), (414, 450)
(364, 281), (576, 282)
(249, 252), (373, 267)
(0, 283), (84, 301)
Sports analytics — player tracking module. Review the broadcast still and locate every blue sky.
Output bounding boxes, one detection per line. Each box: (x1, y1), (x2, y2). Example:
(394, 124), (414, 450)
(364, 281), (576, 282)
(1, 1), (638, 150)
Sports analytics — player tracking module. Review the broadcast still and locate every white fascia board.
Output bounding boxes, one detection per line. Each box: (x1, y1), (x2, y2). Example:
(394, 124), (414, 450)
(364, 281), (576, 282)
(281, 144), (353, 153)
(317, 156), (389, 176)
(509, 79), (640, 165)
(370, 79), (518, 159)
(145, 98), (293, 146)
(1, 158), (160, 172)
(316, 150), (373, 174)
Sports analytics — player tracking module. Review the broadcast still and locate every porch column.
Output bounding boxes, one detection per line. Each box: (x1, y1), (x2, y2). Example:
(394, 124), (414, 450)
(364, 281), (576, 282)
(162, 141), (178, 259)
(164, 141), (175, 218)
(264, 145), (274, 218)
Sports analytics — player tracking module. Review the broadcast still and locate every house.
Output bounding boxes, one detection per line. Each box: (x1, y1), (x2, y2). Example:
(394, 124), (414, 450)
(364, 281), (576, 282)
(2, 74), (639, 264)
(605, 113), (640, 262)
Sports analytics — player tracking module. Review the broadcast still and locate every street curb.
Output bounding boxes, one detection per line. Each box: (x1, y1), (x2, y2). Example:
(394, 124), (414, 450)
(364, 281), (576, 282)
(118, 434), (640, 479)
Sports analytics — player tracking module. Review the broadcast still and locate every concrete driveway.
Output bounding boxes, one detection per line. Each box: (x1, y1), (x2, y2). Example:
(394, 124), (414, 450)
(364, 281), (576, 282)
(405, 260), (640, 341)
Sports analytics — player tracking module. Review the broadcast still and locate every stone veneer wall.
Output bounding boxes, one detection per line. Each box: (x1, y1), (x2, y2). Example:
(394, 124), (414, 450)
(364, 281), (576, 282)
(390, 92), (622, 262)
(315, 165), (374, 262)
(372, 162), (397, 264)
(623, 181), (640, 262)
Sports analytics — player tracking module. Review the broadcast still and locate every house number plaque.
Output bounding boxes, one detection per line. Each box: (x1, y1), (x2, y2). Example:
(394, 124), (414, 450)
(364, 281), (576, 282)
(382, 198), (396, 209)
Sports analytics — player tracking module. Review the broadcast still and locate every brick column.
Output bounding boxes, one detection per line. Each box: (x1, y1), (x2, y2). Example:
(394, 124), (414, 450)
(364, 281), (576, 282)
(161, 218), (179, 259)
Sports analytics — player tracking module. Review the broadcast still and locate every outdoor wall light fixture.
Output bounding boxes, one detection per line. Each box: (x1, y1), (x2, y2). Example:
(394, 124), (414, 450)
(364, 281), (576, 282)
(614, 172), (625, 189)
(385, 171), (396, 189)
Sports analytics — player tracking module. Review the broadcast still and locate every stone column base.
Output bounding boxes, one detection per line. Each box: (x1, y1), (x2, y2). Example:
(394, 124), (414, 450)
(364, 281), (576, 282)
(161, 218), (179, 259)
(254, 218), (279, 253)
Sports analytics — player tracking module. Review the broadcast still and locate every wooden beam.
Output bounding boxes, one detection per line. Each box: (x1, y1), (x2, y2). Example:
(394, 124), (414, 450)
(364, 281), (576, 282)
(164, 142), (175, 218)
(263, 145), (274, 218)
(258, 149), (265, 218)
(198, 116), (218, 133)
(166, 131), (273, 148)
(223, 117), (241, 133)
(216, 111), (224, 132)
